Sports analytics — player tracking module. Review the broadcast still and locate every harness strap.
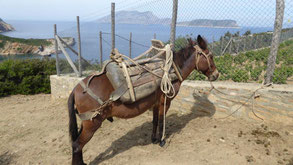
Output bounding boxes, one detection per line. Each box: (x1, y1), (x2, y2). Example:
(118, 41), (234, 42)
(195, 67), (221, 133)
(194, 45), (212, 71)
(79, 81), (104, 105)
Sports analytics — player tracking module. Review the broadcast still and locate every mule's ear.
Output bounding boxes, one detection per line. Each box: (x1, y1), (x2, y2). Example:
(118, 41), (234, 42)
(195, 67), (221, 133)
(197, 35), (207, 50)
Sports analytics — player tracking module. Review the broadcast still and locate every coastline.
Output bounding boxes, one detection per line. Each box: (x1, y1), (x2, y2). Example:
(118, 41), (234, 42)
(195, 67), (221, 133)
(176, 24), (241, 29)
(0, 37), (75, 56)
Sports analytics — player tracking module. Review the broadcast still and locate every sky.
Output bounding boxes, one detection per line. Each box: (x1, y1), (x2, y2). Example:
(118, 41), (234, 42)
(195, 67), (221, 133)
(0, 0), (292, 27)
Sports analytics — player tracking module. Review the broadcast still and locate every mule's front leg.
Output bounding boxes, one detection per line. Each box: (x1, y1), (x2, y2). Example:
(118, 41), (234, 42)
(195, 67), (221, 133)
(72, 117), (103, 165)
(151, 106), (159, 144)
(158, 98), (171, 147)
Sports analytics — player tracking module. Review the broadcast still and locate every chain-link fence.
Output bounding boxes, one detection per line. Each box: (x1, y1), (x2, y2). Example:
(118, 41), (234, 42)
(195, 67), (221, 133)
(54, 0), (293, 84)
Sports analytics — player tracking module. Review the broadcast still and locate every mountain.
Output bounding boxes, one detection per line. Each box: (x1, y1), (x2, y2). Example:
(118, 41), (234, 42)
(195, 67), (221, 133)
(0, 18), (15, 32)
(177, 19), (239, 28)
(97, 10), (171, 25)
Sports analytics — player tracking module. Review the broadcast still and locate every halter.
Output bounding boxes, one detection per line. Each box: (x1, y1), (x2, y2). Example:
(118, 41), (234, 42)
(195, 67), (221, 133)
(193, 45), (213, 72)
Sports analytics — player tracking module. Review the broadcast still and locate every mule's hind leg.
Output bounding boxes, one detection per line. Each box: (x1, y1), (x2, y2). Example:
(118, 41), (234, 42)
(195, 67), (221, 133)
(72, 116), (103, 165)
(151, 106), (159, 144)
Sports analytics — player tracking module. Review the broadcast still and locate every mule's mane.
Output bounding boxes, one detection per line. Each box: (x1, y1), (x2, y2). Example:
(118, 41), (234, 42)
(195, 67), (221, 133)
(173, 43), (196, 68)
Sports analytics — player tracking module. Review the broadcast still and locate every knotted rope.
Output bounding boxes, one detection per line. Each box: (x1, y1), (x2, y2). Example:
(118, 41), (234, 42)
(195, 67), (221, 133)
(160, 44), (176, 141)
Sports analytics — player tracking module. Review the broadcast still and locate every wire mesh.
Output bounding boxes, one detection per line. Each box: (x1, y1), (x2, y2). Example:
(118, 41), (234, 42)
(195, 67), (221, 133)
(52, 0), (292, 84)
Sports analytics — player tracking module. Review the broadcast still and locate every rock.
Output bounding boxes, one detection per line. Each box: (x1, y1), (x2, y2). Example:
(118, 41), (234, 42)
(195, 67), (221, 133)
(245, 155), (255, 162)
(0, 18), (14, 32)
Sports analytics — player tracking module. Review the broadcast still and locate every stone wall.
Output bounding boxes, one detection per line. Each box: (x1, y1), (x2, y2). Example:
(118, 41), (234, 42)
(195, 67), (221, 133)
(50, 75), (293, 124)
(50, 75), (84, 99)
(171, 81), (293, 124)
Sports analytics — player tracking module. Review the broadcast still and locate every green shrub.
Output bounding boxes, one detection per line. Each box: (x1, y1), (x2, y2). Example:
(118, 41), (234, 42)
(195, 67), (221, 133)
(0, 59), (56, 97)
(0, 34), (51, 46)
(232, 69), (249, 82)
(187, 70), (206, 80)
(250, 67), (263, 81)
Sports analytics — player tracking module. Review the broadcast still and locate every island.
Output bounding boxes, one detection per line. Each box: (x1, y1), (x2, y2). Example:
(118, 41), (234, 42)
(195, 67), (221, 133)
(177, 19), (239, 28)
(0, 18), (15, 32)
(0, 34), (75, 56)
(97, 10), (171, 25)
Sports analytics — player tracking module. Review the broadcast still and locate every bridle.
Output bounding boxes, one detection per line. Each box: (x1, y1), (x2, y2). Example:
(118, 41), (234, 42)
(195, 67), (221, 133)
(193, 45), (213, 72)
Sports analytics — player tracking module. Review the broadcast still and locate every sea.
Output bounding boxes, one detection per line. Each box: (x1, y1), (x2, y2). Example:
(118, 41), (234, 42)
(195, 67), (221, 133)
(0, 20), (273, 62)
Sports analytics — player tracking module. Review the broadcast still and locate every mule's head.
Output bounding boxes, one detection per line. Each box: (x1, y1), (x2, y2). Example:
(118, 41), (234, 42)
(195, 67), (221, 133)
(187, 35), (219, 81)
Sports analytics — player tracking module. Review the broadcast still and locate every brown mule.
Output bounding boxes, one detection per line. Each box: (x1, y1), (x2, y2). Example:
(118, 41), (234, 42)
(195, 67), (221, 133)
(68, 35), (219, 165)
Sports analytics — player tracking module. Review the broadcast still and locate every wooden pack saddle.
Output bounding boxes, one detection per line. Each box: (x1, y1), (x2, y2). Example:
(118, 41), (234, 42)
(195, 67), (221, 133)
(105, 40), (181, 104)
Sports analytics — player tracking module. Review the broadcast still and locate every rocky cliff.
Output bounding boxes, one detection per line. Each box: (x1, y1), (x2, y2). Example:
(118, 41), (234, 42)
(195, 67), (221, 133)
(0, 36), (75, 56)
(97, 10), (171, 25)
(177, 19), (239, 28)
(0, 18), (15, 32)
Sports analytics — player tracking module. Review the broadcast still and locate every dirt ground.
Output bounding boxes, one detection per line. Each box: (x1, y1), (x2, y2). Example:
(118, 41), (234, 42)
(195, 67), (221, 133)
(0, 94), (293, 165)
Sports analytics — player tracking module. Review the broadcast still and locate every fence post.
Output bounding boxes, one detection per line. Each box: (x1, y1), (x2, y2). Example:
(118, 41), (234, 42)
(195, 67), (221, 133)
(54, 24), (60, 76)
(220, 37), (223, 55)
(154, 33), (156, 39)
(77, 16), (82, 77)
(243, 37), (246, 51)
(99, 31), (103, 66)
(254, 35), (258, 49)
(129, 32), (132, 58)
(111, 2), (115, 51)
(170, 0), (178, 51)
(212, 35), (214, 52)
(229, 34), (232, 54)
(264, 0), (285, 85)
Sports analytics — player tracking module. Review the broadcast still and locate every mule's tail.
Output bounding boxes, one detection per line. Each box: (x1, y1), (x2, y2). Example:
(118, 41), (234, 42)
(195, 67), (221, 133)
(68, 91), (78, 142)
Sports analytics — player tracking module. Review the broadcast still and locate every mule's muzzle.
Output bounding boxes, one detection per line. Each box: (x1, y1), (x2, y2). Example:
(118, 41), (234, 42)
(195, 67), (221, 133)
(208, 69), (219, 81)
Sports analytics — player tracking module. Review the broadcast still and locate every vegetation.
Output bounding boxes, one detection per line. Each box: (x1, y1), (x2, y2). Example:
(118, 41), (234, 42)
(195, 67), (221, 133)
(0, 34), (51, 48)
(188, 39), (293, 84)
(0, 59), (56, 97)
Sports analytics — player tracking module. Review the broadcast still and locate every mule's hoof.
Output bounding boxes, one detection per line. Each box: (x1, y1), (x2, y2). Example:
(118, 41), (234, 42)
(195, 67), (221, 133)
(151, 137), (159, 144)
(159, 139), (166, 147)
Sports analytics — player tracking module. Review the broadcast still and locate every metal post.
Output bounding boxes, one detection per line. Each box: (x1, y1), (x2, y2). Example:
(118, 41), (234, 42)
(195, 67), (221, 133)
(170, 0), (178, 51)
(154, 33), (156, 39)
(254, 35), (258, 49)
(229, 34), (232, 54)
(265, 0), (285, 84)
(243, 37), (246, 51)
(111, 2), (115, 51)
(99, 31), (103, 66)
(77, 16), (82, 77)
(212, 35), (214, 52)
(54, 24), (60, 76)
(129, 32), (132, 58)
(220, 37), (223, 55)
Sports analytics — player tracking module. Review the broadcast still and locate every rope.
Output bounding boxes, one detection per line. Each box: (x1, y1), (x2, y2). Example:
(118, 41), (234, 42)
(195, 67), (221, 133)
(209, 81), (273, 121)
(111, 45), (176, 142)
(159, 44), (176, 141)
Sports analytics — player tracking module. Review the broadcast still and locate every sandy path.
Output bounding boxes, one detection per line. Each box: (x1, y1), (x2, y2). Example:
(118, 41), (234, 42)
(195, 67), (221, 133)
(0, 94), (292, 165)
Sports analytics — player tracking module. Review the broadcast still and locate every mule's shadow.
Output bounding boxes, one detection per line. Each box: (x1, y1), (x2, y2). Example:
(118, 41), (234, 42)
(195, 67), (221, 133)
(89, 91), (215, 164)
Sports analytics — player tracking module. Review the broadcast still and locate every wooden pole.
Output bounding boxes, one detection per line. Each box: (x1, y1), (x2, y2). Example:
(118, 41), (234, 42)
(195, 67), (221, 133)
(170, 0), (178, 51)
(111, 2), (115, 51)
(129, 32), (132, 58)
(54, 24), (60, 76)
(99, 31), (103, 66)
(265, 0), (285, 84)
(77, 16), (82, 77)
(154, 33), (156, 39)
